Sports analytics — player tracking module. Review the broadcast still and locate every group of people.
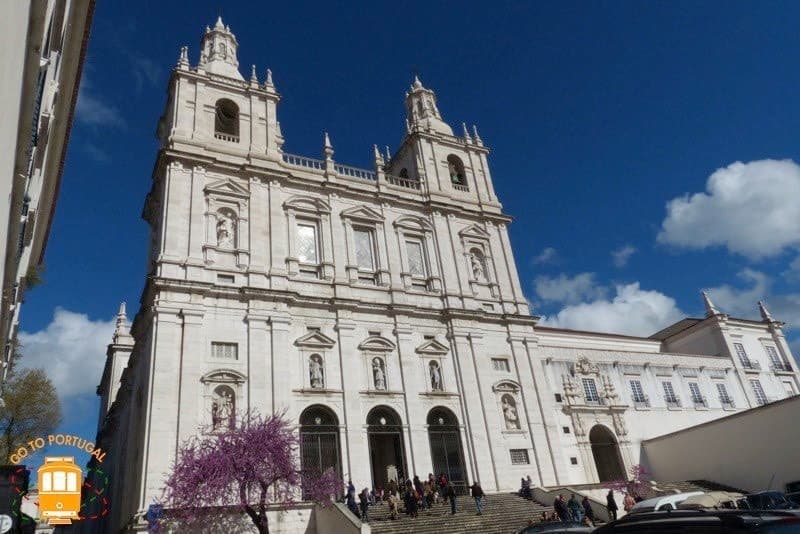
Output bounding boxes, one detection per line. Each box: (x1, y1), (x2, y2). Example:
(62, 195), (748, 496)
(518, 475), (535, 499)
(549, 493), (596, 527)
(344, 473), (487, 522)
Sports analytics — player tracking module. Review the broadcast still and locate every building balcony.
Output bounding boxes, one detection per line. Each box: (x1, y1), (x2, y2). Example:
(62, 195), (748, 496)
(741, 360), (761, 372)
(692, 395), (708, 409)
(770, 362), (794, 373)
(665, 397), (682, 409)
(632, 395), (650, 409)
(584, 397), (606, 407)
(719, 397), (735, 410)
(214, 131), (240, 143)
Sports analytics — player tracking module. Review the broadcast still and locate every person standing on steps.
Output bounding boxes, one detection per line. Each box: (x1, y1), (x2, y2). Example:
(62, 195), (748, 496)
(470, 481), (485, 515)
(553, 494), (569, 522)
(567, 494), (582, 523)
(606, 489), (618, 521)
(446, 482), (457, 515)
(582, 495), (595, 526)
(358, 488), (370, 522)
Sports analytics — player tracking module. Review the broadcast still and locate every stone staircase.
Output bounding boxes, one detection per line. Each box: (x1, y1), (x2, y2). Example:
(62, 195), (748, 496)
(367, 493), (552, 534)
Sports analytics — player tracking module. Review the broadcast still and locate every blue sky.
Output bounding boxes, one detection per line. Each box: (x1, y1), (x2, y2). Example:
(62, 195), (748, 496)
(16, 1), (800, 470)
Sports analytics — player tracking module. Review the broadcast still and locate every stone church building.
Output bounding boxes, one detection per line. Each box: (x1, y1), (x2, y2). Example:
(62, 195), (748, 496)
(91, 17), (799, 532)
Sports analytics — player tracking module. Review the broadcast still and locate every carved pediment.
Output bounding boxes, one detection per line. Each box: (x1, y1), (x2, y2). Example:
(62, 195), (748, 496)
(201, 369), (247, 384)
(204, 179), (250, 198)
(458, 224), (490, 240)
(358, 335), (396, 352)
(284, 195), (331, 214)
(394, 215), (433, 232)
(341, 205), (383, 223)
(492, 379), (520, 393)
(415, 338), (449, 356)
(294, 331), (336, 349)
(572, 357), (599, 376)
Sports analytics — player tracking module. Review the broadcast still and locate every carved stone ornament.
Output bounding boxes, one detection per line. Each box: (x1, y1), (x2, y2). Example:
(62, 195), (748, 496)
(562, 374), (580, 404)
(612, 412), (628, 437)
(573, 357), (600, 376)
(601, 375), (619, 403)
(572, 413), (586, 437)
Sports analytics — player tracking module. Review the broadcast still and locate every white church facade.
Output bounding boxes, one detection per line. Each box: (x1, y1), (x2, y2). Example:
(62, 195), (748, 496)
(90, 18), (800, 532)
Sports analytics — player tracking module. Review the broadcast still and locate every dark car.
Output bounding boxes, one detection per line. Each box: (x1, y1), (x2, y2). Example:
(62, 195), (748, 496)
(516, 522), (593, 534)
(788, 493), (800, 507)
(592, 509), (800, 533)
(743, 491), (800, 511)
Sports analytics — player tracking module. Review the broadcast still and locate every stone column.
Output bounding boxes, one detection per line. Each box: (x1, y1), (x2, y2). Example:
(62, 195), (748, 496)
(335, 316), (370, 484)
(270, 312), (292, 413)
(268, 180), (288, 289)
(246, 311), (271, 415)
(247, 177), (269, 288)
(394, 321), (426, 478)
(185, 166), (206, 280)
(176, 308), (205, 445)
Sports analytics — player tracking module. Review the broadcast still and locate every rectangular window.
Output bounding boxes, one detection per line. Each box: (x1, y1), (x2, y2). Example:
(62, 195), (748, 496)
(733, 343), (750, 367)
(296, 222), (319, 264)
(212, 342), (238, 360)
(662, 382), (678, 405)
(783, 381), (797, 397)
(67, 472), (77, 492)
(491, 358), (510, 372)
(688, 382), (704, 404)
(582, 378), (600, 404)
(750, 379), (768, 405)
(510, 449), (530, 465)
(42, 472), (52, 492)
(563, 426), (570, 434)
(629, 380), (646, 403)
(353, 228), (376, 271)
(53, 471), (66, 491)
(570, 457), (578, 465)
(716, 383), (732, 405)
(405, 239), (427, 277)
(554, 393), (563, 403)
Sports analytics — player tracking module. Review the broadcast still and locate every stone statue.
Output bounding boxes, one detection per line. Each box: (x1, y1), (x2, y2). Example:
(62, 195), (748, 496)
(216, 212), (235, 249)
(213, 389), (234, 430)
(430, 362), (442, 391)
(310, 356), (324, 388)
(373, 358), (386, 390)
(470, 252), (485, 280)
(502, 396), (520, 429)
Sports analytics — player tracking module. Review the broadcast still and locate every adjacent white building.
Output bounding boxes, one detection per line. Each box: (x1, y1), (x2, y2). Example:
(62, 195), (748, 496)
(90, 18), (800, 533)
(0, 0), (94, 383)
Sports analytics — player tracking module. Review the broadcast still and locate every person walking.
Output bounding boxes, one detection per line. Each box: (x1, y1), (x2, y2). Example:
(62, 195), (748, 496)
(606, 490), (618, 521)
(439, 473), (449, 504)
(446, 483), (457, 515)
(623, 492), (636, 513)
(359, 488), (370, 522)
(470, 481), (485, 515)
(567, 494), (582, 523)
(413, 475), (425, 510)
(582, 496), (594, 526)
(553, 494), (569, 522)
(388, 490), (400, 520)
(346, 480), (359, 518)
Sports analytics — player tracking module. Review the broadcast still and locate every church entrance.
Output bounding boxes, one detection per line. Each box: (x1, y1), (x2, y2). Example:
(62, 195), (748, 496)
(367, 406), (407, 491)
(299, 405), (342, 499)
(427, 407), (468, 495)
(589, 425), (625, 482)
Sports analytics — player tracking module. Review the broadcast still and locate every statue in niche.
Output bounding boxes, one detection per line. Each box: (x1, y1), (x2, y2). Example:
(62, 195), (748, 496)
(212, 388), (235, 430)
(309, 355), (324, 389)
(502, 395), (521, 430)
(216, 210), (235, 249)
(573, 413), (585, 437)
(429, 361), (443, 391)
(218, 42), (227, 59)
(373, 358), (386, 390)
(470, 251), (485, 281)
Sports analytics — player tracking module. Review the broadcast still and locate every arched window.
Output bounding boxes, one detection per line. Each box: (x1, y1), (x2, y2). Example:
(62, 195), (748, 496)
(212, 385), (236, 431)
(429, 361), (443, 391)
(399, 168), (409, 179)
(468, 247), (487, 282)
(372, 357), (387, 390)
(215, 208), (237, 249)
(309, 354), (325, 389)
(214, 99), (239, 141)
(501, 393), (521, 430)
(447, 155), (466, 187)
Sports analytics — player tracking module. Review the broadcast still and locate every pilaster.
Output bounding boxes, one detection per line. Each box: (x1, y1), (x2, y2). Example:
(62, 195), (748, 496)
(335, 316), (369, 484)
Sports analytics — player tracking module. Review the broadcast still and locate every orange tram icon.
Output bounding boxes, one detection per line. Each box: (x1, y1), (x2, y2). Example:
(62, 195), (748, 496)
(37, 456), (83, 525)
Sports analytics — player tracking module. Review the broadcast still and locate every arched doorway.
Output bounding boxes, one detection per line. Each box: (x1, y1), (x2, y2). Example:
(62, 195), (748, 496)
(427, 407), (468, 494)
(300, 405), (342, 498)
(367, 406), (407, 491)
(589, 425), (625, 482)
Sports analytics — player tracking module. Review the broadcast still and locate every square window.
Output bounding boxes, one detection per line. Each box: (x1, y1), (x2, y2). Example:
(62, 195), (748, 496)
(570, 457), (578, 465)
(212, 342), (238, 360)
(563, 426), (570, 434)
(491, 358), (510, 372)
(510, 449), (530, 465)
(554, 393), (563, 403)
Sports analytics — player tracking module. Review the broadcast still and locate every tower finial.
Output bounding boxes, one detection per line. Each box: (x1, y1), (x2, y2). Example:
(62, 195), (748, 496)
(373, 144), (384, 166)
(462, 122), (473, 144)
(113, 302), (129, 341)
(472, 125), (483, 146)
(385, 145), (392, 162)
(265, 68), (274, 89)
(758, 300), (775, 322)
(215, 15), (225, 30)
(323, 132), (334, 160)
(702, 291), (720, 318)
(250, 64), (258, 84)
(177, 46), (189, 69)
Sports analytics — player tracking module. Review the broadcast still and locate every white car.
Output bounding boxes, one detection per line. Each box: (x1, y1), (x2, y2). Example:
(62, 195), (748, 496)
(628, 491), (705, 514)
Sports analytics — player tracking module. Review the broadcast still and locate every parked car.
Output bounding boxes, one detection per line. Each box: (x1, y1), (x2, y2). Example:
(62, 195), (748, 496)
(592, 509), (800, 532)
(787, 492), (800, 507)
(628, 491), (704, 514)
(678, 491), (745, 510)
(742, 491), (800, 510)
(515, 521), (594, 534)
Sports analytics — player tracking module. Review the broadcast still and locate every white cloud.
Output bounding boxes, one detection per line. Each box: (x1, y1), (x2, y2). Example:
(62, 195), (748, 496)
(705, 269), (770, 318)
(535, 272), (607, 305)
(784, 256), (800, 282)
(657, 159), (800, 259)
(82, 142), (110, 163)
(540, 282), (685, 337)
(75, 80), (125, 129)
(611, 245), (636, 268)
(533, 247), (559, 265)
(18, 308), (115, 399)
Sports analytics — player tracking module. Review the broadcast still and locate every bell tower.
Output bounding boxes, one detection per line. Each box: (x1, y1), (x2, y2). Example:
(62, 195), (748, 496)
(199, 16), (243, 81)
(405, 76), (453, 136)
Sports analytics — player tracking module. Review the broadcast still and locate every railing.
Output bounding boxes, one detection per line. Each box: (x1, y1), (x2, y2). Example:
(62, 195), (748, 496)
(742, 359), (761, 370)
(334, 163), (376, 182)
(452, 183), (469, 192)
(770, 362), (793, 372)
(692, 395), (708, 408)
(720, 397), (735, 409)
(585, 397), (605, 406)
(282, 153), (325, 170)
(214, 131), (240, 143)
(665, 397), (682, 408)
(385, 174), (421, 190)
(633, 395), (650, 408)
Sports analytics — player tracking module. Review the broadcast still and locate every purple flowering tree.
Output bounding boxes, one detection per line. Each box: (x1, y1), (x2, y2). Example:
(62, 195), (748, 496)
(157, 411), (342, 534)
(604, 464), (652, 498)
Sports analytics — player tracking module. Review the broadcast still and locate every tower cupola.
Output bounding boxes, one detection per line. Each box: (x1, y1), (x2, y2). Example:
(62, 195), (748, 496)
(405, 76), (453, 136)
(199, 16), (243, 80)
